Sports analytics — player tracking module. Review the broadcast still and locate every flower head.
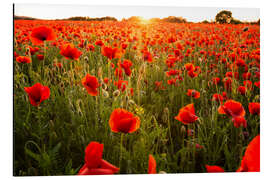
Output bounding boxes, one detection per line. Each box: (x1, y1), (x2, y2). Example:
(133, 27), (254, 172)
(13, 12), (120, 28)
(175, 104), (198, 125)
(82, 74), (100, 96)
(60, 43), (82, 60)
(78, 142), (119, 175)
(109, 108), (140, 133)
(148, 155), (157, 174)
(30, 26), (56, 45)
(24, 83), (50, 106)
(237, 135), (260, 172)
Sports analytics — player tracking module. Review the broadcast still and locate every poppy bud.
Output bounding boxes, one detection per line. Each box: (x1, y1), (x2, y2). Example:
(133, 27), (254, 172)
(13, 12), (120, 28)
(102, 89), (109, 98)
(164, 107), (169, 115)
(84, 56), (89, 62)
(128, 99), (136, 106)
(181, 125), (186, 134)
(159, 171), (167, 174)
(101, 82), (108, 91)
(113, 90), (120, 97)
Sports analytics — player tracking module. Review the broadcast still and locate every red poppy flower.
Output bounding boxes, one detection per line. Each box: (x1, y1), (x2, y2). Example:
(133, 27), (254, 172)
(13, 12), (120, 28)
(242, 72), (251, 80)
(82, 74), (100, 96)
(95, 40), (104, 46)
(114, 80), (128, 92)
(249, 102), (260, 115)
(148, 155), (157, 174)
(78, 141), (119, 175)
(187, 70), (198, 78)
(114, 68), (123, 79)
(166, 69), (180, 77)
(155, 81), (165, 91)
(87, 44), (95, 51)
(36, 54), (44, 61)
(187, 89), (200, 99)
(60, 43), (82, 60)
(24, 83), (50, 106)
(101, 46), (121, 60)
(120, 59), (132, 76)
(167, 78), (177, 85)
(218, 100), (246, 117)
(175, 104), (198, 125)
(254, 81), (260, 88)
(30, 26), (56, 45)
(103, 77), (110, 84)
(212, 77), (220, 85)
(185, 63), (195, 71)
(243, 80), (253, 90)
(223, 77), (232, 91)
(205, 165), (224, 173)
(237, 86), (246, 95)
(143, 51), (153, 63)
(53, 62), (63, 68)
(237, 135), (260, 172)
(212, 94), (223, 103)
(232, 116), (247, 128)
(16, 56), (31, 64)
(109, 108), (140, 133)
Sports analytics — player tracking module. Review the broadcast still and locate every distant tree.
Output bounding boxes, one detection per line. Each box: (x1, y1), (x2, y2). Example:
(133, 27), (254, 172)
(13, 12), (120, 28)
(162, 16), (187, 23)
(201, 20), (210, 24)
(215, 10), (232, 24)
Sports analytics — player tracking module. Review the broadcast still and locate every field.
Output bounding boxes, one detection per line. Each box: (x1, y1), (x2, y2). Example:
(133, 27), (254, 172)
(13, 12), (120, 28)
(14, 19), (260, 175)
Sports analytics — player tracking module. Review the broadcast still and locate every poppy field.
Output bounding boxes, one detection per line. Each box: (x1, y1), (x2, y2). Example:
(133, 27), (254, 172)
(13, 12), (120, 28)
(13, 19), (260, 176)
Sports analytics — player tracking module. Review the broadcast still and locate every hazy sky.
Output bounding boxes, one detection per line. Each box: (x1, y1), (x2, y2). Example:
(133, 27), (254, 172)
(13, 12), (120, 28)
(14, 4), (260, 22)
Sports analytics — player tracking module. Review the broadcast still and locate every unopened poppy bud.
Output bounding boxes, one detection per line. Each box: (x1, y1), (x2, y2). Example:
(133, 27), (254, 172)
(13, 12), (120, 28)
(164, 107), (169, 114)
(83, 56), (89, 62)
(128, 99), (136, 106)
(181, 126), (186, 134)
(124, 95), (129, 102)
(113, 90), (120, 97)
(49, 120), (54, 128)
(98, 67), (103, 77)
(83, 39), (88, 47)
(102, 89), (109, 98)
(52, 131), (57, 139)
(101, 82), (108, 90)
(161, 153), (166, 158)
(159, 171), (167, 174)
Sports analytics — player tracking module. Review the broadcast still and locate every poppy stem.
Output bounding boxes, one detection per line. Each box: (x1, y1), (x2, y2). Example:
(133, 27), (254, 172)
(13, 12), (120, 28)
(119, 133), (124, 172)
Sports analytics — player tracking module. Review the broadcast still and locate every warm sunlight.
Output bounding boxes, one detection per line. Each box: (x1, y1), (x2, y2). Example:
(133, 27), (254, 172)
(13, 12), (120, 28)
(139, 17), (151, 25)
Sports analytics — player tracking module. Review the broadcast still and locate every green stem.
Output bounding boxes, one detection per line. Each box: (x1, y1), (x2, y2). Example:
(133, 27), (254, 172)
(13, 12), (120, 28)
(119, 133), (124, 172)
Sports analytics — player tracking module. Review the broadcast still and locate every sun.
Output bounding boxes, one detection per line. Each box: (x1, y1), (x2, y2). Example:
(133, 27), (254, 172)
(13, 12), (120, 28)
(139, 17), (151, 25)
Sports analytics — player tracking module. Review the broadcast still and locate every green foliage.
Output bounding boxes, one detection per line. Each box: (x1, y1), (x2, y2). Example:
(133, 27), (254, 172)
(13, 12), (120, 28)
(14, 21), (260, 176)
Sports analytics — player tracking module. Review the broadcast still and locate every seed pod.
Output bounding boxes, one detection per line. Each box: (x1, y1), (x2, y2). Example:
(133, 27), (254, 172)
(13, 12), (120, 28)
(84, 56), (89, 62)
(128, 99), (136, 106)
(113, 89), (120, 97)
(101, 82), (108, 90)
(102, 89), (109, 98)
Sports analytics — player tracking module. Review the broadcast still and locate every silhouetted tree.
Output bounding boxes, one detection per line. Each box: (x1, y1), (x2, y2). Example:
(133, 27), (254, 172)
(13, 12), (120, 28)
(215, 10), (232, 24)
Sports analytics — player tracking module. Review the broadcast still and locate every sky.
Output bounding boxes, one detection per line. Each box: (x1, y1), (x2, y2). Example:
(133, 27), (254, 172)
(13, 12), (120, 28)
(14, 4), (260, 22)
